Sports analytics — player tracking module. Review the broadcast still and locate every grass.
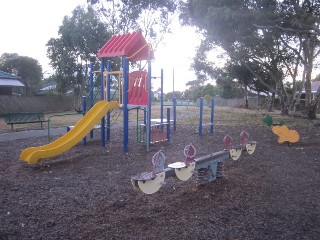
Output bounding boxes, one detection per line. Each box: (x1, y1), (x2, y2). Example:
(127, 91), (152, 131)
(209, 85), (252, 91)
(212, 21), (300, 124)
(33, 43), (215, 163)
(0, 105), (319, 134)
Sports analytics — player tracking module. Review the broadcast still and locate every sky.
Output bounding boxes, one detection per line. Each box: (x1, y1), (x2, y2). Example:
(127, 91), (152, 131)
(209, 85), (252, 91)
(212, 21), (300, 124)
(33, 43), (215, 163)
(0, 0), (201, 93)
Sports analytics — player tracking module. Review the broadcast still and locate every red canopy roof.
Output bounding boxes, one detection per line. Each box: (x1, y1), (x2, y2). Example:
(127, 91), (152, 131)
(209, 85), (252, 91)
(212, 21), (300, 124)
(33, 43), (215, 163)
(97, 31), (154, 61)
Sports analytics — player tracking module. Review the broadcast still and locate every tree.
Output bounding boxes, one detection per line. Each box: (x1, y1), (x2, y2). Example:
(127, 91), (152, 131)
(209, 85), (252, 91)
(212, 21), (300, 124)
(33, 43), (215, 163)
(201, 83), (215, 98)
(181, 1), (287, 111)
(180, 0), (320, 118)
(165, 91), (183, 101)
(184, 79), (203, 102)
(184, 81), (228, 102)
(87, 0), (177, 60)
(46, 6), (112, 107)
(277, 0), (320, 119)
(0, 53), (43, 96)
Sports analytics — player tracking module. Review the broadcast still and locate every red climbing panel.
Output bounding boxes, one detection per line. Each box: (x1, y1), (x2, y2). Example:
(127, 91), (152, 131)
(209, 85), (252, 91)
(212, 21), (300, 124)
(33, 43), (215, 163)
(128, 71), (148, 106)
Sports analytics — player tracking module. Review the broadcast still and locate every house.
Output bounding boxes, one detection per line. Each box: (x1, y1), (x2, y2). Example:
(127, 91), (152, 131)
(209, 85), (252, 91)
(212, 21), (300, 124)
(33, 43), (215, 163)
(310, 80), (320, 97)
(300, 80), (320, 100)
(0, 70), (25, 95)
(35, 81), (57, 95)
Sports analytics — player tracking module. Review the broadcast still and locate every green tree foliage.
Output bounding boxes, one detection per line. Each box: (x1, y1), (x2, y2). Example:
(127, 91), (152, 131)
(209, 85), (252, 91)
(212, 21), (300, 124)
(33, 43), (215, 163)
(46, 6), (112, 99)
(184, 79), (203, 102)
(180, 0), (320, 118)
(201, 83), (215, 98)
(87, 0), (177, 56)
(278, 0), (320, 118)
(0, 53), (43, 96)
(164, 91), (183, 101)
(183, 81), (242, 102)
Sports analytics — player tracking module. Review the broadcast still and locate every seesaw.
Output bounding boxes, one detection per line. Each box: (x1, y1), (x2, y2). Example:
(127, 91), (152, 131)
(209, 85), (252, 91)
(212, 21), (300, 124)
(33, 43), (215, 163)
(131, 150), (166, 194)
(167, 143), (196, 181)
(224, 131), (257, 160)
(131, 131), (257, 194)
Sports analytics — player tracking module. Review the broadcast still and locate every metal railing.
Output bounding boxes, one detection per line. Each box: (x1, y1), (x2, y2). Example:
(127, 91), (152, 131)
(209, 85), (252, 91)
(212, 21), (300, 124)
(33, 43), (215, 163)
(47, 112), (83, 143)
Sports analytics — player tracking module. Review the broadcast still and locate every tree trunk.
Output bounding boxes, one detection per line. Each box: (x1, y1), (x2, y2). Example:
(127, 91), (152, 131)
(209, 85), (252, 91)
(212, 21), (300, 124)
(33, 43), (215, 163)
(268, 92), (275, 112)
(245, 85), (248, 108)
(303, 38), (316, 119)
(280, 94), (286, 115)
(277, 81), (288, 116)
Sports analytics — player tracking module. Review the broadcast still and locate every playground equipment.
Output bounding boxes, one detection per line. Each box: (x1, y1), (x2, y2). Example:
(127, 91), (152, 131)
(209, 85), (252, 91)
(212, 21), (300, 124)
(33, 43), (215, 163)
(198, 97), (214, 136)
(19, 31), (177, 165)
(263, 114), (284, 127)
(263, 115), (299, 144)
(223, 131), (256, 160)
(272, 125), (300, 144)
(137, 113), (172, 144)
(164, 97), (215, 135)
(167, 143), (197, 181)
(91, 31), (172, 152)
(131, 131), (257, 194)
(19, 101), (119, 165)
(131, 150), (166, 194)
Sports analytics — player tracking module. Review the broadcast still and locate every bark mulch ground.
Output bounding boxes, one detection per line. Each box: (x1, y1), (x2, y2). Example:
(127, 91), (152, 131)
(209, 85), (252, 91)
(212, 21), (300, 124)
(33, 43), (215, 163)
(0, 123), (319, 239)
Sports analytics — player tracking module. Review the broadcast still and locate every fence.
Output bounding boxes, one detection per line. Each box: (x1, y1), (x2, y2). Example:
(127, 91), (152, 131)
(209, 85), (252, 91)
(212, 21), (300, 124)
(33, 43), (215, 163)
(0, 95), (77, 114)
(206, 96), (258, 108)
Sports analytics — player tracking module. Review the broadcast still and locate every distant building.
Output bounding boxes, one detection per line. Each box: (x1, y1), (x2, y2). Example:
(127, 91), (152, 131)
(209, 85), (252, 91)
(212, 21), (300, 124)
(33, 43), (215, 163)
(0, 71), (24, 95)
(299, 80), (320, 100)
(35, 81), (57, 95)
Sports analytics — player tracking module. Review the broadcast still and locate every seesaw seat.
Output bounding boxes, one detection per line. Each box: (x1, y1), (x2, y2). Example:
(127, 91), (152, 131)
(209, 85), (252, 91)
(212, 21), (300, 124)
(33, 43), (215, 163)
(168, 161), (196, 181)
(131, 172), (166, 195)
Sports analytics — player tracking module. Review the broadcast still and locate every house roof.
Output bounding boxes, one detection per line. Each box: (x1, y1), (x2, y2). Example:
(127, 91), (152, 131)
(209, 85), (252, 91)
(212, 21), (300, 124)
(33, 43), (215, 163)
(97, 31), (154, 62)
(0, 70), (22, 80)
(0, 79), (24, 87)
(0, 71), (24, 87)
(40, 81), (56, 91)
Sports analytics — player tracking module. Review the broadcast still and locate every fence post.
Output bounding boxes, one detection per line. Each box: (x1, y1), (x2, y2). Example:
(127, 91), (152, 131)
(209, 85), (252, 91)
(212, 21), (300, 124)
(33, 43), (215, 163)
(210, 98), (214, 134)
(173, 97), (176, 131)
(167, 108), (171, 143)
(199, 97), (203, 136)
(82, 96), (87, 145)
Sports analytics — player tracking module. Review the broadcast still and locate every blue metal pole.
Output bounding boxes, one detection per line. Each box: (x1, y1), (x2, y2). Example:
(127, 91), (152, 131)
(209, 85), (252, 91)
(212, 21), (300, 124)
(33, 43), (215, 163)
(210, 98), (214, 134)
(82, 96), (87, 145)
(122, 57), (129, 152)
(173, 97), (176, 131)
(147, 56), (152, 151)
(106, 60), (111, 141)
(89, 62), (94, 139)
(143, 108), (147, 143)
(167, 108), (171, 143)
(199, 97), (203, 136)
(143, 108), (147, 124)
(160, 69), (163, 123)
(100, 58), (105, 147)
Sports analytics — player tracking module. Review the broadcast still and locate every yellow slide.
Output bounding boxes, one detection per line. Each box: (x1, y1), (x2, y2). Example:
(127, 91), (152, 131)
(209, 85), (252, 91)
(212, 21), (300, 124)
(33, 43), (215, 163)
(20, 100), (119, 165)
